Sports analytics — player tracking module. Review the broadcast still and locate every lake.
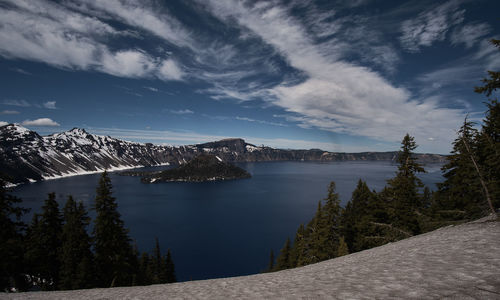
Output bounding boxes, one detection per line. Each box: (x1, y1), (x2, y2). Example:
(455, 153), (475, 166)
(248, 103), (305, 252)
(12, 161), (444, 282)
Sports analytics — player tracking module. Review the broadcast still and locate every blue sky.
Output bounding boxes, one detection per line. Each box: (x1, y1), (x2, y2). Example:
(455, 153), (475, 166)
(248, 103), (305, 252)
(0, 0), (499, 154)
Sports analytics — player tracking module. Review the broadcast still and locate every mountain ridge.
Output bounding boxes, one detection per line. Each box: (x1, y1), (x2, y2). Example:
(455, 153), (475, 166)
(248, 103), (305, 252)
(0, 124), (446, 186)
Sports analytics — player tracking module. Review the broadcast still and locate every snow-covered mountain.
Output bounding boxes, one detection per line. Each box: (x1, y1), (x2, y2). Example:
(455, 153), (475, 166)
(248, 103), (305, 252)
(0, 124), (446, 186)
(0, 124), (187, 185)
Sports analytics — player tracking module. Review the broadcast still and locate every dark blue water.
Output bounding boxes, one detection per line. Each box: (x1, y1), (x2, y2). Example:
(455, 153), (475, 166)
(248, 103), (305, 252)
(11, 161), (443, 282)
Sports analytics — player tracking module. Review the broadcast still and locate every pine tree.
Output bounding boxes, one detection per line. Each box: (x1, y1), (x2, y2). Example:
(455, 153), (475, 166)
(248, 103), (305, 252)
(477, 99), (500, 212)
(150, 237), (162, 284)
(275, 238), (291, 270)
(474, 38), (500, 216)
(385, 134), (426, 236)
(130, 242), (140, 287)
(305, 201), (330, 264)
(138, 252), (152, 286)
(433, 119), (486, 221)
(267, 249), (275, 272)
(289, 224), (306, 268)
(322, 181), (342, 258)
(93, 172), (135, 287)
(0, 183), (29, 291)
(164, 249), (176, 283)
(25, 192), (63, 290)
(342, 180), (373, 253)
(355, 191), (393, 250)
(59, 196), (94, 290)
(336, 236), (349, 257)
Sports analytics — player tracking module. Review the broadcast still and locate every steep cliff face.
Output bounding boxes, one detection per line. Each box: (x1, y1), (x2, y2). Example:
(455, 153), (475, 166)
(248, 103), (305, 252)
(0, 124), (446, 185)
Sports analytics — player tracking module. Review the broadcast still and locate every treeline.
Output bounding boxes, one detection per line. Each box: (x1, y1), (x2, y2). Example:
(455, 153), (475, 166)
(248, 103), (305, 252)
(269, 39), (499, 272)
(0, 172), (176, 292)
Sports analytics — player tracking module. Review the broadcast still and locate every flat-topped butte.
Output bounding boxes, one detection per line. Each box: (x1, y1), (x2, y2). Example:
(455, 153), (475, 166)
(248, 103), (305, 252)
(125, 154), (251, 183)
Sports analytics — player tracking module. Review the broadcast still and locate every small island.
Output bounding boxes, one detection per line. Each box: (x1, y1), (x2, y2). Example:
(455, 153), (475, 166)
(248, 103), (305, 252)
(128, 154), (251, 183)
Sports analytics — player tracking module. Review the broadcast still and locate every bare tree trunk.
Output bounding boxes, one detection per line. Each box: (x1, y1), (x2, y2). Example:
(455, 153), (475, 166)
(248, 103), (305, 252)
(370, 222), (412, 237)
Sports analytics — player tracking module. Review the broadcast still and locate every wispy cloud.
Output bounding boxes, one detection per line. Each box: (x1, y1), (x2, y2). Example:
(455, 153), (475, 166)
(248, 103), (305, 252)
(0, 110), (20, 115)
(168, 109), (194, 115)
(201, 114), (286, 127)
(77, 0), (195, 49)
(0, 0), (186, 81)
(2, 99), (31, 107)
(22, 118), (60, 126)
(200, 0), (465, 152)
(143, 86), (159, 92)
(450, 22), (491, 49)
(10, 67), (32, 75)
(235, 116), (287, 127)
(399, 0), (464, 52)
(43, 101), (57, 109)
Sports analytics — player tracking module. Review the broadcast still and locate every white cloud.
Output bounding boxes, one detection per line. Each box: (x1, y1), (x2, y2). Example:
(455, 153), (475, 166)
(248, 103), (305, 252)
(43, 101), (57, 109)
(22, 118), (60, 126)
(100, 50), (157, 78)
(79, 0), (195, 49)
(169, 109), (194, 115)
(2, 99), (31, 107)
(143, 86), (159, 92)
(400, 0), (464, 52)
(0, 0), (186, 81)
(0, 110), (20, 115)
(200, 0), (466, 153)
(450, 23), (491, 49)
(235, 116), (287, 127)
(158, 59), (184, 81)
(0, 121), (8, 126)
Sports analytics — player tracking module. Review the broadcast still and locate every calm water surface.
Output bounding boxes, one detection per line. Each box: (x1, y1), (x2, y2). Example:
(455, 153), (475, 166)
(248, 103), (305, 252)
(12, 161), (443, 281)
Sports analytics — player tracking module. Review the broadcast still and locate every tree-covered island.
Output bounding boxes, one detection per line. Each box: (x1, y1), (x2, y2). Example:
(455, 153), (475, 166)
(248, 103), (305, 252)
(122, 154), (251, 183)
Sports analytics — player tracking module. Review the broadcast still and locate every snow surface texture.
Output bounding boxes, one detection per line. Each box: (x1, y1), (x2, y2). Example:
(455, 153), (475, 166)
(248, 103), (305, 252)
(6, 216), (500, 299)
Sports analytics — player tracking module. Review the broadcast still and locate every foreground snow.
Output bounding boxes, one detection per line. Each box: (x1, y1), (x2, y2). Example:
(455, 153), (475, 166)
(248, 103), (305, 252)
(5, 216), (500, 299)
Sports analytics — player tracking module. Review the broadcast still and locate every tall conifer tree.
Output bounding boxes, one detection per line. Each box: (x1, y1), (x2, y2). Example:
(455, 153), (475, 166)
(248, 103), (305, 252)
(433, 119), (485, 221)
(164, 249), (176, 283)
(306, 201), (329, 264)
(385, 134), (426, 235)
(474, 40), (500, 214)
(267, 249), (275, 272)
(289, 224), (306, 268)
(342, 180), (374, 252)
(59, 196), (94, 290)
(322, 182), (342, 258)
(0, 184), (29, 291)
(93, 172), (135, 287)
(138, 252), (152, 286)
(25, 192), (63, 290)
(275, 238), (291, 270)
